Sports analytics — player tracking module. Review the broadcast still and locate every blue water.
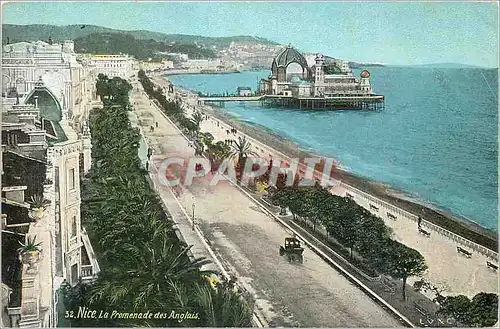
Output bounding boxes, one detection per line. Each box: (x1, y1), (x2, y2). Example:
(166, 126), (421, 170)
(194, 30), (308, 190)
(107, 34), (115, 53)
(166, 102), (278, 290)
(167, 68), (498, 230)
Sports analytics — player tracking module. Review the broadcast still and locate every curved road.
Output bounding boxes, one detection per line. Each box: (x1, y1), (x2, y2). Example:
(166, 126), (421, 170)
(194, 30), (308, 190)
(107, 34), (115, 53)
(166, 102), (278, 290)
(130, 82), (402, 327)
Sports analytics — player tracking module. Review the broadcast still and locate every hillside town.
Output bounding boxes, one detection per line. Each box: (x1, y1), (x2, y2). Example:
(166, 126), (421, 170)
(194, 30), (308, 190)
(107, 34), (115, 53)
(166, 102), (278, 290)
(139, 41), (284, 73)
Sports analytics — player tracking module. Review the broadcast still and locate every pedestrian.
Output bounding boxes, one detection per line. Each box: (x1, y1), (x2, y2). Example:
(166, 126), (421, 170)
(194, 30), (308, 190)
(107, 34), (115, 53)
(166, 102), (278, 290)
(417, 216), (422, 229)
(155, 122), (159, 128)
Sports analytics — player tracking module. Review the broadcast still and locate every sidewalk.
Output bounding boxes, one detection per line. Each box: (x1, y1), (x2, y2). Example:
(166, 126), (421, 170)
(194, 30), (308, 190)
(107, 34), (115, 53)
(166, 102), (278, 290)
(129, 83), (268, 327)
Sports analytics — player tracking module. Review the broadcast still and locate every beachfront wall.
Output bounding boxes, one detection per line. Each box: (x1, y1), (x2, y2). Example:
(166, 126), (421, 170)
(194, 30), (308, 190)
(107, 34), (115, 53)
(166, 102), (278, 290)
(203, 113), (498, 298)
(339, 184), (498, 261)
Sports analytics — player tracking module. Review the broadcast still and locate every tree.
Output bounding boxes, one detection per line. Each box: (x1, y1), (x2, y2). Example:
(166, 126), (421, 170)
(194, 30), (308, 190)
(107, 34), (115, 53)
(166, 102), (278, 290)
(438, 295), (472, 325)
(206, 141), (231, 172)
(438, 292), (498, 327)
(469, 292), (498, 327)
(382, 240), (428, 300)
(194, 283), (253, 327)
(333, 200), (362, 258)
(229, 136), (258, 180)
(200, 132), (215, 146)
(191, 111), (204, 133)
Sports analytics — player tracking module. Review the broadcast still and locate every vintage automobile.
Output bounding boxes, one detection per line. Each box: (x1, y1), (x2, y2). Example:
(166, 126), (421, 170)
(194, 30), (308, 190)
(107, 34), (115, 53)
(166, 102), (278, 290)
(279, 237), (304, 263)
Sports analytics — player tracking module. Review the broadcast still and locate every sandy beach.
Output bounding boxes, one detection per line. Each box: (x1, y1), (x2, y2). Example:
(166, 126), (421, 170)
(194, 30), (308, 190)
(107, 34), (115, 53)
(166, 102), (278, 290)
(202, 99), (497, 247)
(152, 74), (497, 250)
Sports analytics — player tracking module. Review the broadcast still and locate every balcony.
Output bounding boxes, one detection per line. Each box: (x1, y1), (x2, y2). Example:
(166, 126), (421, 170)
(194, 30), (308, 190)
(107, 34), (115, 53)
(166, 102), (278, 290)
(80, 227), (100, 283)
(80, 265), (93, 279)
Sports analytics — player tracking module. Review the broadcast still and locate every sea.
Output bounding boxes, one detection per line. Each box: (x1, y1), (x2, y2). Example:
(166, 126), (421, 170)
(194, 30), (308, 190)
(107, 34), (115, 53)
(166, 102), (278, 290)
(166, 67), (498, 231)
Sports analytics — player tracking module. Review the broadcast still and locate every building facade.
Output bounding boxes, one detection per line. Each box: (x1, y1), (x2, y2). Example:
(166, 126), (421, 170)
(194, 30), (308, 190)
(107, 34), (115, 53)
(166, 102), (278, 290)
(1, 40), (100, 327)
(258, 46), (374, 98)
(236, 87), (252, 96)
(88, 54), (135, 79)
(2, 40), (98, 133)
(139, 60), (174, 73)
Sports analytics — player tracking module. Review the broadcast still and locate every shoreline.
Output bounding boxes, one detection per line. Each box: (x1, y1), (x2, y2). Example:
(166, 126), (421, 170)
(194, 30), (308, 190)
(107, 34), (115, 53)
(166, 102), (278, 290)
(154, 74), (498, 251)
(156, 68), (241, 76)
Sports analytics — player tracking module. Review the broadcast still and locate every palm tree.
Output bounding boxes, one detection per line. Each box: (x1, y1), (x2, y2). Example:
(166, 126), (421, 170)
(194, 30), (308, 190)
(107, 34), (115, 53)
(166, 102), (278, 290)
(191, 111), (204, 132)
(193, 282), (253, 327)
(228, 136), (258, 177)
(72, 75), (256, 328)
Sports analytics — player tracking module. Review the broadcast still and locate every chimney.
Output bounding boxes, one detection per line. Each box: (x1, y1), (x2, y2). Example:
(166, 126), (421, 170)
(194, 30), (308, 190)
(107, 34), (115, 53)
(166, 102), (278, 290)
(6, 37), (10, 45)
(48, 36), (53, 45)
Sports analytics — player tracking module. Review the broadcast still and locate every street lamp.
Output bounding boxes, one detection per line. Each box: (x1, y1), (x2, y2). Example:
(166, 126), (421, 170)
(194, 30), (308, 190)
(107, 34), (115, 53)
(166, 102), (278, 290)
(191, 203), (196, 231)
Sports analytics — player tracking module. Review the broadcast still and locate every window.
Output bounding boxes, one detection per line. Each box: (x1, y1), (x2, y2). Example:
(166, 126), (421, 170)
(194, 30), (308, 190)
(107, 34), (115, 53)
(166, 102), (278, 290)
(70, 215), (77, 237)
(69, 168), (75, 190)
(71, 264), (78, 285)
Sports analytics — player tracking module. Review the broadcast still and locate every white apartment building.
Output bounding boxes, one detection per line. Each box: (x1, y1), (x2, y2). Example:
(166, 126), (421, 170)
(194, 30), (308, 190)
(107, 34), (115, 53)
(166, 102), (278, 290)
(88, 54), (136, 79)
(162, 52), (189, 62)
(139, 60), (174, 72)
(184, 59), (224, 70)
(2, 40), (100, 327)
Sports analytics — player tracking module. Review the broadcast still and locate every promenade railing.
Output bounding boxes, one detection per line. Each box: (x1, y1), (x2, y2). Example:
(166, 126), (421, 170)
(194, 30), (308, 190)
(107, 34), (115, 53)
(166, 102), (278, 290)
(208, 115), (499, 262)
(340, 183), (498, 261)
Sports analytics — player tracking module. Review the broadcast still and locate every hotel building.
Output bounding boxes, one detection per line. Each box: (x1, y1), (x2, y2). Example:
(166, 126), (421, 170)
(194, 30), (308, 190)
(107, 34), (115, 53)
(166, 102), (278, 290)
(2, 39), (100, 327)
(88, 54), (136, 79)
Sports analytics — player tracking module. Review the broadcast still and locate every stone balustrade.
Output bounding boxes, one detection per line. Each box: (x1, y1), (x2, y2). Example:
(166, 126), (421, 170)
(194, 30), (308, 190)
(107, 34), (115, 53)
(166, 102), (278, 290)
(340, 183), (498, 261)
(207, 112), (498, 263)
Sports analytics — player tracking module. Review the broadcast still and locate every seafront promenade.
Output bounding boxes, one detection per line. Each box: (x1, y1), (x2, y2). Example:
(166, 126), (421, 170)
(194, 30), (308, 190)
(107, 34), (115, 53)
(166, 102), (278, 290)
(150, 74), (498, 300)
(130, 79), (403, 327)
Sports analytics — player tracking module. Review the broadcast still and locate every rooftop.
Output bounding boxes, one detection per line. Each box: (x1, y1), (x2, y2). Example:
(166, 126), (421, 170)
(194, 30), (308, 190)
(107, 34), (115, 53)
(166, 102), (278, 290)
(275, 46), (309, 69)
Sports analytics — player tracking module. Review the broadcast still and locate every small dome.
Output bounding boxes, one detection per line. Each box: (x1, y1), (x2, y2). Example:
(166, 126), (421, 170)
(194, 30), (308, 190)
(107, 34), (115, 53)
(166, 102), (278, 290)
(290, 76), (302, 83)
(275, 46), (309, 69)
(360, 70), (370, 78)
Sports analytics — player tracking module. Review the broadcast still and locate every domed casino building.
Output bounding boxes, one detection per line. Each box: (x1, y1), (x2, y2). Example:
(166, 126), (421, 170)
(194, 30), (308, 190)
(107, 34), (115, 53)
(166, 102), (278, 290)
(258, 45), (384, 110)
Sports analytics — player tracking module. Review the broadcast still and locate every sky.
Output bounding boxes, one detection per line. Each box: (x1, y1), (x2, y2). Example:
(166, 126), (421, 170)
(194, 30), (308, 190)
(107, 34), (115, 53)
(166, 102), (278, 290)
(2, 1), (499, 67)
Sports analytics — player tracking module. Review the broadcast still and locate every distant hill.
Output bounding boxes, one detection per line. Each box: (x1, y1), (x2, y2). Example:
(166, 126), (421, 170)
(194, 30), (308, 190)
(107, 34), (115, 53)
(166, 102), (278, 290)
(322, 55), (384, 68)
(73, 32), (216, 60)
(2, 24), (279, 48)
(348, 61), (385, 68)
(390, 63), (489, 69)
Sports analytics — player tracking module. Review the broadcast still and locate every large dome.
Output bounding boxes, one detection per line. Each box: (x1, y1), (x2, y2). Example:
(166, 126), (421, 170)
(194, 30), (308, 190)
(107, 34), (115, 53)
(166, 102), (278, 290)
(275, 46), (309, 69)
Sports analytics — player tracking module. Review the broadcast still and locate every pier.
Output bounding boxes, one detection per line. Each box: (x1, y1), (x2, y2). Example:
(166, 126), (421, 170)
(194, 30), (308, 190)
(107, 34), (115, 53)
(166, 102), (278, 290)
(198, 94), (384, 110)
(198, 96), (263, 102)
(262, 94), (384, 110)
(196, 46), (386, 111)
